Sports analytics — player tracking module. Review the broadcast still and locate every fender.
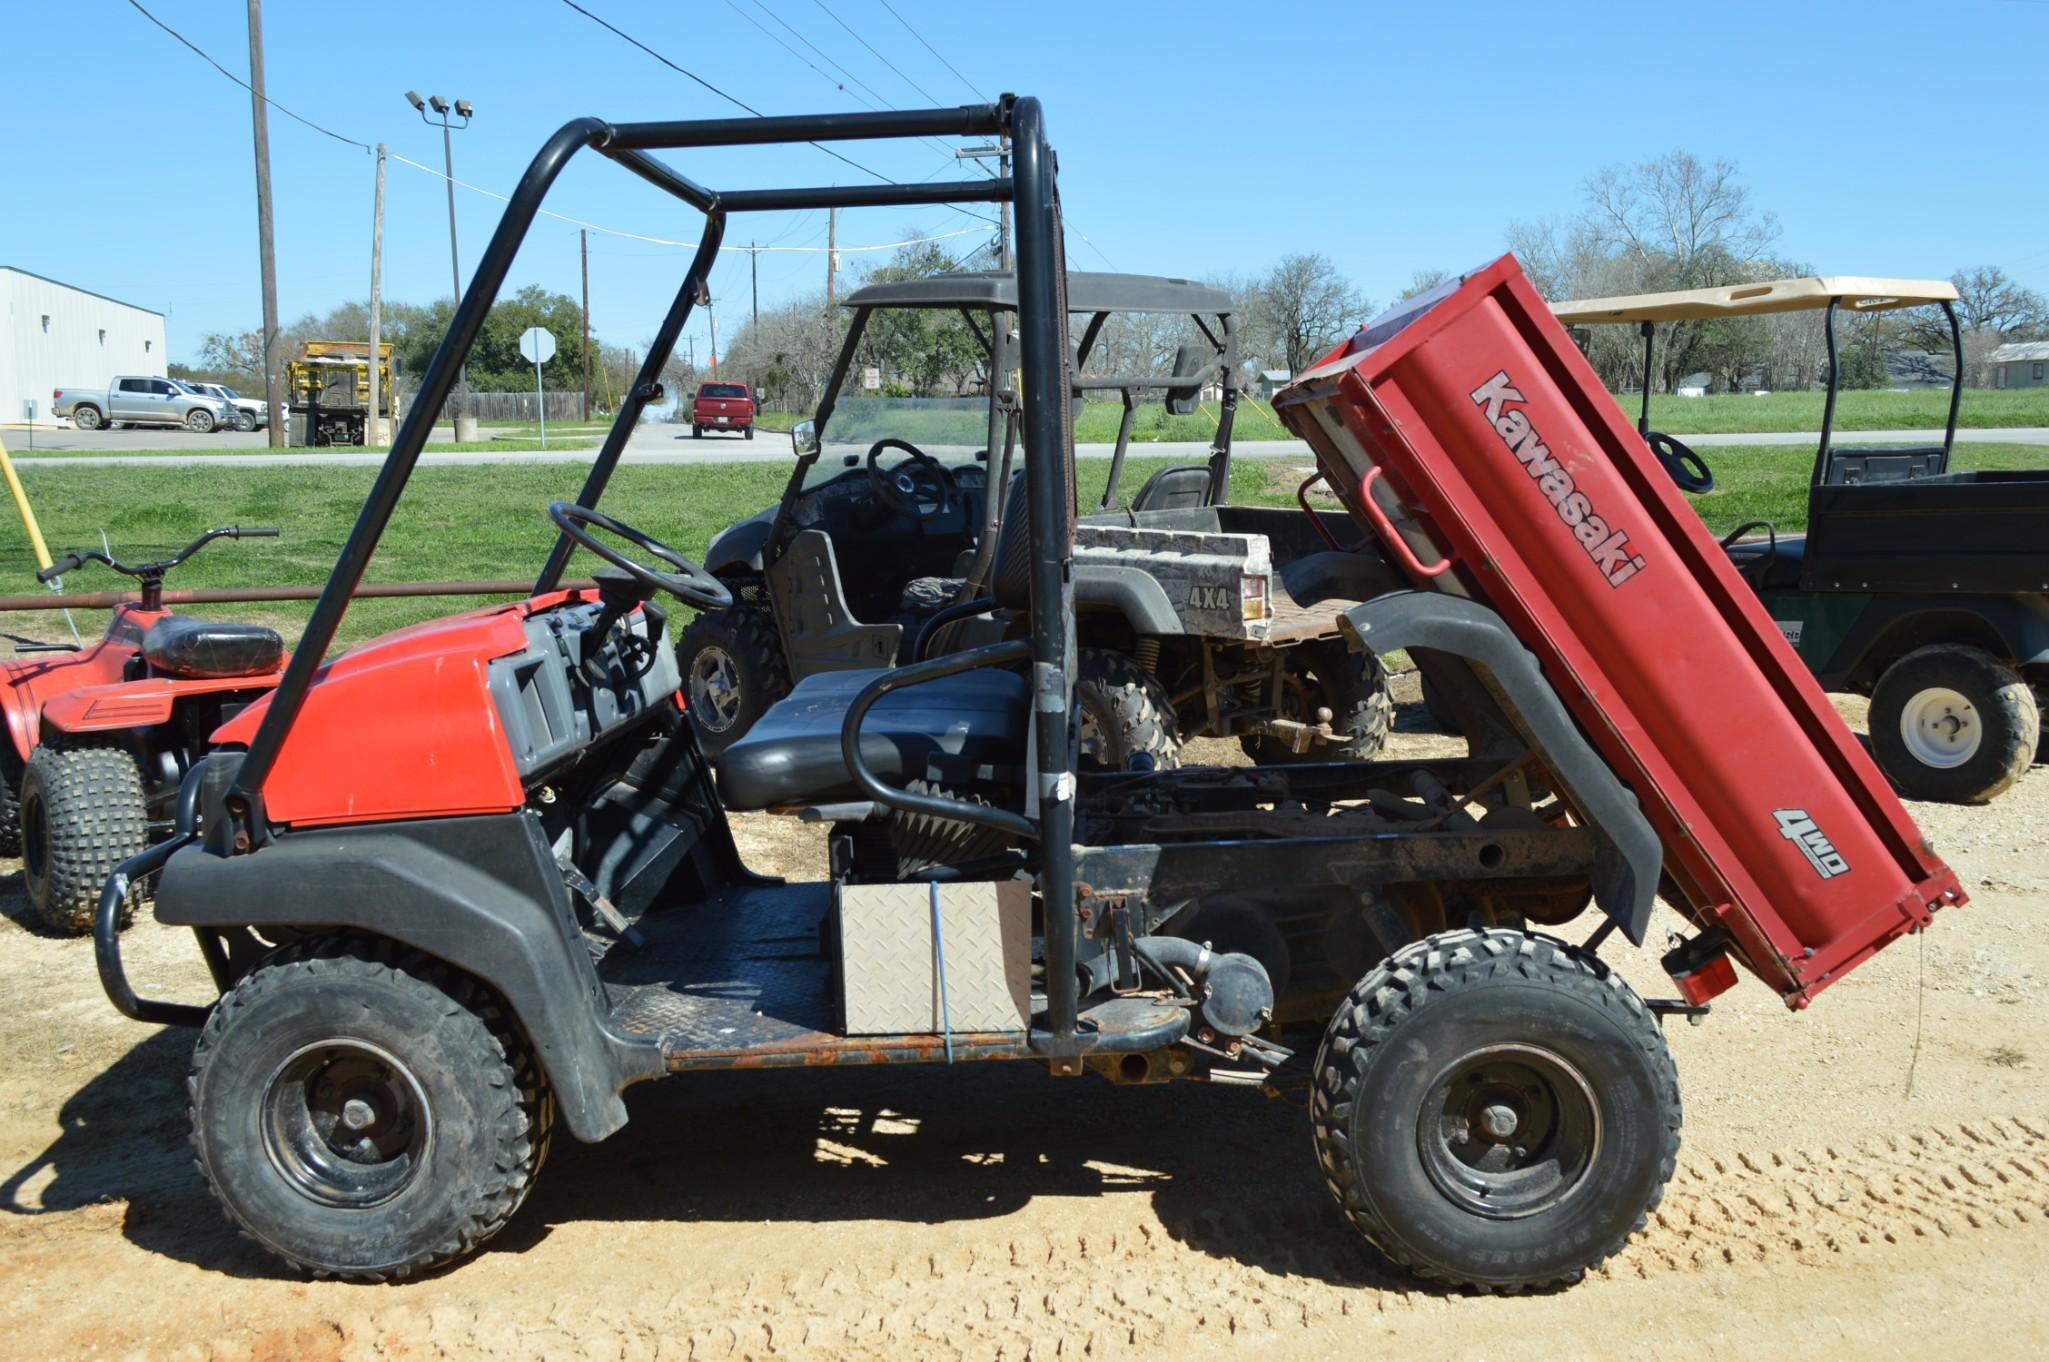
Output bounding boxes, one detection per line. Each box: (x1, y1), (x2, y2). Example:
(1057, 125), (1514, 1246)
(1339, 591), (1663, 944)
(1822, 593), (2049, 691)
(1073, 564), (1181, 634)
(153, 803), (664, 1143)
(705, 509), (776, 576)
(40, 674), (280, 738)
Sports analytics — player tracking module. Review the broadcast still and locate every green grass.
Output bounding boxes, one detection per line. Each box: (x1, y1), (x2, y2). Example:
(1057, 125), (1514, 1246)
(16, 440), (581, 459)
(1602, 387), (2049, 434)
(5, 443), (2039, 656)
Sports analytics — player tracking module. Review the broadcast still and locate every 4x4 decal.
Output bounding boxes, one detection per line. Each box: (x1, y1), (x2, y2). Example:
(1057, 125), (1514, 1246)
(1471, 370), (1648, 588)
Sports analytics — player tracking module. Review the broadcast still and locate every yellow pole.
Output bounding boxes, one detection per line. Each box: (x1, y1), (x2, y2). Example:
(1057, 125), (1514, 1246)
(0, 435), (53, 572)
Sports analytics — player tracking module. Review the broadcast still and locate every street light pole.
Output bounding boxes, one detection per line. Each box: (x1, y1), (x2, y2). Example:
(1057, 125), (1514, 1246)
(406, 90), (473, 438)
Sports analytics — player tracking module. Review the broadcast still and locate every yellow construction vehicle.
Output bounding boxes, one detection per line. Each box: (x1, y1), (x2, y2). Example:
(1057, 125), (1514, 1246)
(285, 340), (397, 446)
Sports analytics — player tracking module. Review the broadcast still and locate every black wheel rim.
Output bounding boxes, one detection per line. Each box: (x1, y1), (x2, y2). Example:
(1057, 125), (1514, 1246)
(262, 1039), (431, 1208)
(1417, 1042), (1600, 1220)
(687, 644), (743, 731)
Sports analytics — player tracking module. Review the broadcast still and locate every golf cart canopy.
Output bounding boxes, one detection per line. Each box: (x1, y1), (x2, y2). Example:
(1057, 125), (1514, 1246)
(1552, 276), (1959, 324)
(843, 270), (1232, 315)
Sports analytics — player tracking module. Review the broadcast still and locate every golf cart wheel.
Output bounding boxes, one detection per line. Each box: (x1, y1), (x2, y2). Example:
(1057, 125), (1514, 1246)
(1076, 648), (1180, 771)
(188, 936), (554, 1281)
(1240, 640), (1393, 764)
(71, 404), (104, 431)
(1869, 644), (2038, 804)
(186, 407), (217, 434)
(1311, 927), (1680, 1292)
(20, 740), (146, 936)
(675, 602), (789, 756)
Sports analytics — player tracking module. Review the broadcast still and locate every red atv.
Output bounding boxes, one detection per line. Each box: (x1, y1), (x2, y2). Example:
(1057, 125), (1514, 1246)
(2, 527), (284, 933)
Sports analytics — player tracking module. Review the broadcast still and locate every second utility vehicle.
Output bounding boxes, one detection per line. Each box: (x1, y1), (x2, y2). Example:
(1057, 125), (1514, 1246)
(678, 270), (1396, 765)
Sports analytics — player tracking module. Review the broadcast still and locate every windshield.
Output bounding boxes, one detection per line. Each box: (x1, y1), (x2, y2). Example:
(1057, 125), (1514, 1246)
(809, 394), (995, 489)
(217, 386), (242, 400)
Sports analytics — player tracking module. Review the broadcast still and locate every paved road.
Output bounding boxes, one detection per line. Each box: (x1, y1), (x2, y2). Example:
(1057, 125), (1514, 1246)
(9, 425), (2048, 469)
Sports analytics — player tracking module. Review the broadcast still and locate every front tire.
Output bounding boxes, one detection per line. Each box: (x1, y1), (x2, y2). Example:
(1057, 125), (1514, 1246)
(1076, 648), (1181, 771)
(234, 409), (258, 432)
(188, 937), (553, 1281)
(20, 741), (146, 935)
(1240, 640), (1393, 764)
(1312, 927), (1681, 1292)
(186, 408), (218, 434)
(675, 602), (789, 756)
(1869, 644), (2037, 803)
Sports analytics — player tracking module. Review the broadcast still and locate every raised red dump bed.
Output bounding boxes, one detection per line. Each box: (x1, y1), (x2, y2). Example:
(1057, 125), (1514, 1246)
(1273, 255), (1963, 1007)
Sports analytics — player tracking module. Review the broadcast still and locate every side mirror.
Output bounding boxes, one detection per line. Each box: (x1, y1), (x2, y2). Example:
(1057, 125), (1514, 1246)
(790, 419), (820, 456)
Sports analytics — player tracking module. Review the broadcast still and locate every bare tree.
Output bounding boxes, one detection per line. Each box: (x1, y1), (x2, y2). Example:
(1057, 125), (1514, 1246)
(1580, 150), (1778, 288)
(1250, 253), (1368, 377)
(1901, 266), (2049, 384)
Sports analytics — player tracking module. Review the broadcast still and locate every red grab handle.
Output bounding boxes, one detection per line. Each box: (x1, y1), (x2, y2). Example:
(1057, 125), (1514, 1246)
(1358, 466), (1454, 578)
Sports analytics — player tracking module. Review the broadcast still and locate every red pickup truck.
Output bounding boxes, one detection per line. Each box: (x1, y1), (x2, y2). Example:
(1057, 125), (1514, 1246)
(690, 381), (755, 439)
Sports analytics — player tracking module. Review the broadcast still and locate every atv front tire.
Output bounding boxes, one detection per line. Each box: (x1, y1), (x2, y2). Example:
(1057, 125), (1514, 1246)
(1240, 640), (1393, 764)
(1076, 648), (1180, 771)
(1312, 927), (1681, 1292)
(0, 755), (20, 859)
(20, 740), (146, 935)
(188, 937), (554, 1281)
(1869, 644), (2037, 804)
(676, 603), (790, 756)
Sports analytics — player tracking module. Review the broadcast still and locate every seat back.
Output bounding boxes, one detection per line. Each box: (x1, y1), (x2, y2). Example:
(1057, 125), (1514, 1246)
(1129, 464), (1214, 513)
(1822, 444), (1949, 485)
(988, 469), (1034, 608)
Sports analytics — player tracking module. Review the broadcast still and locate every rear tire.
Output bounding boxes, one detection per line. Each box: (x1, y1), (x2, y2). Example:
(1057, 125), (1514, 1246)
(1076, 648), (1180, 771)
(72, 404), (104, 431)
(675, 603), (789, 756)
(0, 754), (21, 858)
(691, 425), (702, 439)
(188, 936), (553, 1281)
(20, 740), (146, 935)
(186, 408), (217, 434)
(1240, 640), (1393, 763)
(1312, 927), (1681, 1292)
(1869, 644), (2037, 804)
(744, 425), (754, 441)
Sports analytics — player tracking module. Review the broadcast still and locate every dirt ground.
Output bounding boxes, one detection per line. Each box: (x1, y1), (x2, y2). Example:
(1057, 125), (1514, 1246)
(3, 680), (2046, 1361)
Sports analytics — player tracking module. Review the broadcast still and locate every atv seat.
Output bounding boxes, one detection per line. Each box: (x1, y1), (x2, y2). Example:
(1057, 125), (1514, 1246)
(714, 665), (1028, 811)
(142, 615), (286, 679)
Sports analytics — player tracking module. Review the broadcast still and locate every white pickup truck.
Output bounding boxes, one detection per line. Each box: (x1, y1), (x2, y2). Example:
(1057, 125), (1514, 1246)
(183, 382), (269, 431)
(51, 376), (233, 433)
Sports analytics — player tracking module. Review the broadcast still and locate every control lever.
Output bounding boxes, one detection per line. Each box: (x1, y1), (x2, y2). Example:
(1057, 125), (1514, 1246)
(557, 855), (644, 951)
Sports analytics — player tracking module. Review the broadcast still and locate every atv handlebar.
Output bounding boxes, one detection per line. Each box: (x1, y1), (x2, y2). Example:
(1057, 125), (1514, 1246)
(37, 526), (280, 585)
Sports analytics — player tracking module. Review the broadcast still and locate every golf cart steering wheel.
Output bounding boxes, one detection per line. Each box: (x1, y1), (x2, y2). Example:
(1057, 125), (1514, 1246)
(866, 438), (957, 521)
(1646, 430), (1715, 494)
(548, 503), (733, 611)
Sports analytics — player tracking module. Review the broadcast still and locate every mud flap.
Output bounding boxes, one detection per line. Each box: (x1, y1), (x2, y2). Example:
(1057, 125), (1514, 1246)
(1339, 591), (1661, 944)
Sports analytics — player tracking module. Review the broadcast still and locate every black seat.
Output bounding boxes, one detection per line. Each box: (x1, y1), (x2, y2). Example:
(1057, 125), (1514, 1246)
(141, 615), (285, 679)
(1128, 465), (1213, 512)
(1725, 533), (1806, 591)
(713, 666), (1029, 811)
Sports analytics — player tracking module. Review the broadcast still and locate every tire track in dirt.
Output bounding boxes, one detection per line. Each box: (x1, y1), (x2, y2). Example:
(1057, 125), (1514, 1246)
(172, 1116), (2049, 1362)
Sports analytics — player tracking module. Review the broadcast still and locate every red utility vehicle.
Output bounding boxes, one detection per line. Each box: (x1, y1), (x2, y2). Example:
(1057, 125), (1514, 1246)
(689, 380), (754, 439)
(90, 105), (1959, 1293)
(1, 528), (284, 933)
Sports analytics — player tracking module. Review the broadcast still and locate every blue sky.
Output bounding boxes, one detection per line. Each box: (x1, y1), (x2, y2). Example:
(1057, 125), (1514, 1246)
(6, 0), (2045, 367)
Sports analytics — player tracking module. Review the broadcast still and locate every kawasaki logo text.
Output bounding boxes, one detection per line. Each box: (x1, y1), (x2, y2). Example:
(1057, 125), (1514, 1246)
(1471, 370), (1647, 588)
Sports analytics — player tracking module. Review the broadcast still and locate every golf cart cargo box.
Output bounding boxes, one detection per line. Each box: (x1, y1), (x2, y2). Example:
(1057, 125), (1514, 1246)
(1272, 255), (1963, 1007)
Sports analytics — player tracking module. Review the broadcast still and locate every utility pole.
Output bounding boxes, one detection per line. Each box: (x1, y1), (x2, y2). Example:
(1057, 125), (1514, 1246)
(708, 306), (718, 374)
(367, 143), (386, 447)
(750, 242), (759, 326)
(405, 91), (473, 436)
(826, 208), (837, 308)
(956, 139), (1011, 269)
(246, 0), (284, 447)
(580, 229), (592, 420)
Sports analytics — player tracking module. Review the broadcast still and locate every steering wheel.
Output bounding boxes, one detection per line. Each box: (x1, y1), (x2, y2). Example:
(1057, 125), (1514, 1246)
(1645, 430), (1715, 494)
(865, 438), (958, 521)
(547, 503), (732, 611)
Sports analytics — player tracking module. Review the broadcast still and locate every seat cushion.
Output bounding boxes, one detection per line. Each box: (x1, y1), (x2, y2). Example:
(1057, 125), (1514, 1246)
(142, 615), (286, 679)
(714, 666), (1028, 811)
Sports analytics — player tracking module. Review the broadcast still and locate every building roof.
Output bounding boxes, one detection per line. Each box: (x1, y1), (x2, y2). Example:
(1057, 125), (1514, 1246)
(1989, 341), (2049, 364)
(0, 265), (164, 317)
(842, 270), (1232, 315)
(1552, 275), (1957, 324)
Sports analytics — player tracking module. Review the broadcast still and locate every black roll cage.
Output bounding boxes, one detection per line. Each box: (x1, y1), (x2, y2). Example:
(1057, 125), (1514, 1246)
(216, 97), (1091, 1046)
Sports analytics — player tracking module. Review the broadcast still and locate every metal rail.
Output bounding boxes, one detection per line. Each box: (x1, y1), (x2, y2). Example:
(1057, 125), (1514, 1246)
(0, 579), (598, 612)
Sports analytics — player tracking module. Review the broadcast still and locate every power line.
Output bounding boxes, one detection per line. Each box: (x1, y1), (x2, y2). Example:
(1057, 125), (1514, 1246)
(747, 0), (898, 113)
(124, 0), (369, 152)
(875, 0), (989, 102)
(813, 0), (945, 106)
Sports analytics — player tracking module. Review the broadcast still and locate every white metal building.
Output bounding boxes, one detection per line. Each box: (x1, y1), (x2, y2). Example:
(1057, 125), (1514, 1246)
(1, 267), (167, 424)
